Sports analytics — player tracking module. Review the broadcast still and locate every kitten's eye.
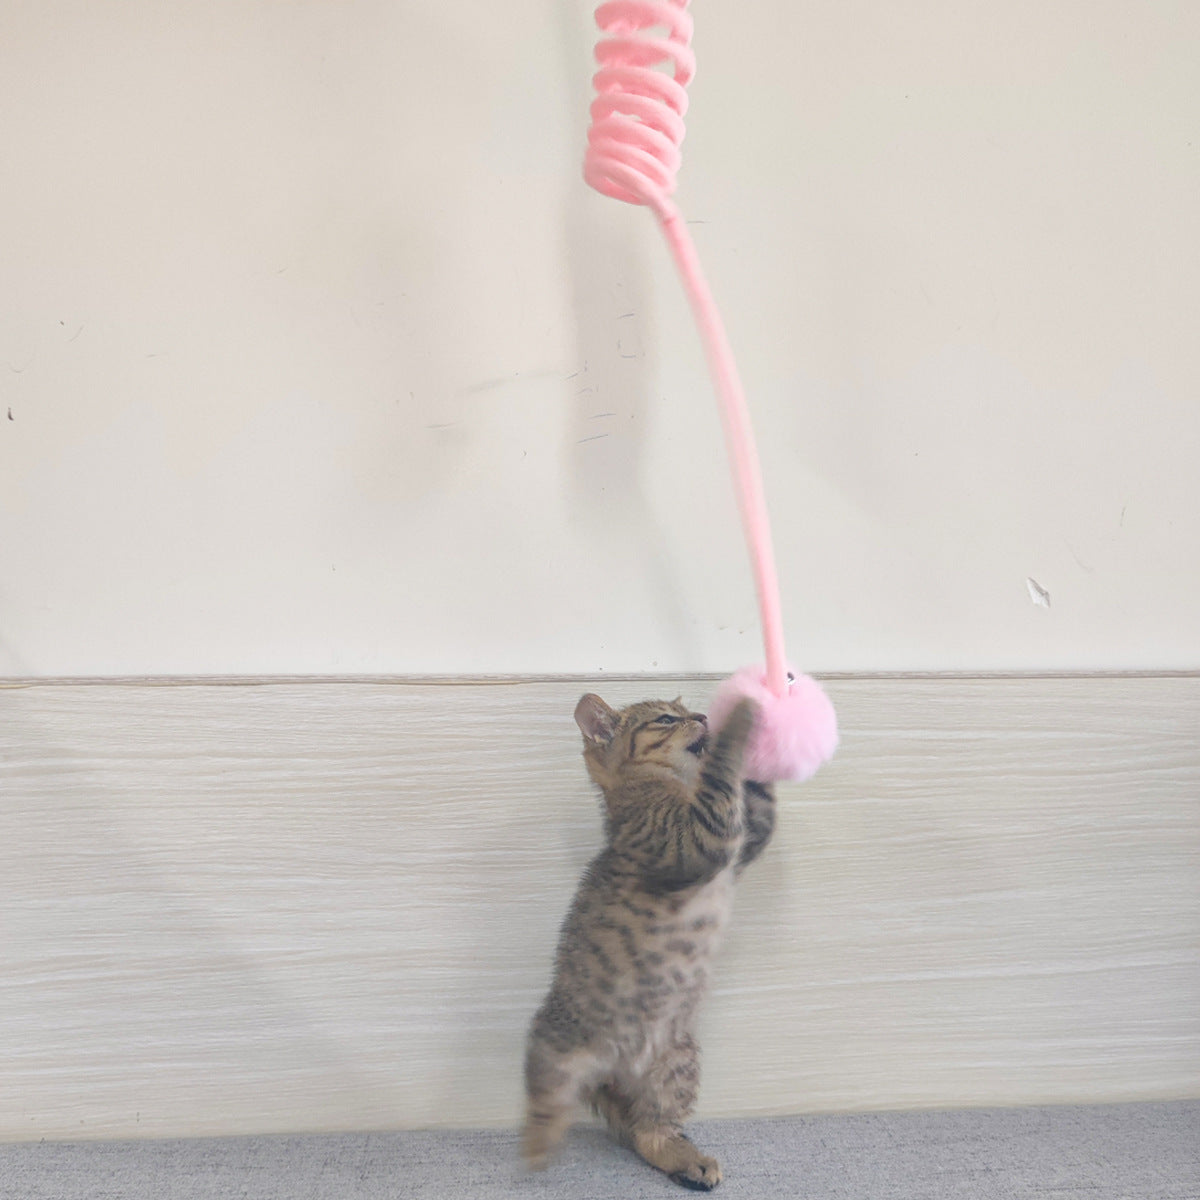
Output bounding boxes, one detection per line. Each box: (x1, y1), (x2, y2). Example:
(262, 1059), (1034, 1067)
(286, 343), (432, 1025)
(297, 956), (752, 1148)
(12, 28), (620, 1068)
(654, 714), (679, 725)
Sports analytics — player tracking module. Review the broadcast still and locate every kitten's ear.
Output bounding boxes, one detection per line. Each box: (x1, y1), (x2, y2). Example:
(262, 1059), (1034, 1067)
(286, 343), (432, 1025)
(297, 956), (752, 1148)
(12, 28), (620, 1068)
(575, 694), (618, 745)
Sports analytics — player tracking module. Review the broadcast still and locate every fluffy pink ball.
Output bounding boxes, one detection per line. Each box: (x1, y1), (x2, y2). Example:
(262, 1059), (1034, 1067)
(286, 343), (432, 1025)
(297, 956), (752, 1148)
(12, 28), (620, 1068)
(708, 666), (838, 783)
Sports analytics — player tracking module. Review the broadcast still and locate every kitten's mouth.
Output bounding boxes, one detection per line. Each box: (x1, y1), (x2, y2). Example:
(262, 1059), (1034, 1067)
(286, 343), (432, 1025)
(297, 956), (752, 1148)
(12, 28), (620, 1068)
(686, 735), (708, 757)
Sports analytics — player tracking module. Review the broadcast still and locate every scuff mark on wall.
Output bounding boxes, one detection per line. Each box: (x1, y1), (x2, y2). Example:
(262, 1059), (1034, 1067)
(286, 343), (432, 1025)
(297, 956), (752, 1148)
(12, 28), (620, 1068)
(1027, 578), (1051, 608)
(1064, 542), (1094, 574)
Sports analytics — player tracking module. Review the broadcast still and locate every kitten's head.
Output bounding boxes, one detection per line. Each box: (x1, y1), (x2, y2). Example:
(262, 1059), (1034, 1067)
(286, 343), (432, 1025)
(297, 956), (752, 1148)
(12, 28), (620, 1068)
(573, 694), (708, 792)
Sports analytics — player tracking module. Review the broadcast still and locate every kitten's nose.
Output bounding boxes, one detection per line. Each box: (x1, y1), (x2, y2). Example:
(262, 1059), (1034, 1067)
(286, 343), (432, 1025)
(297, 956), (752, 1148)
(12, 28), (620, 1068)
(692, 712), (708, 725)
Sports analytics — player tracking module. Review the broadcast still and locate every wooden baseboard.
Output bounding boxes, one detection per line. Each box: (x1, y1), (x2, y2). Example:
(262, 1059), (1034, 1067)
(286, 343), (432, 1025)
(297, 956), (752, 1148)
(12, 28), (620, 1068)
(2, 675), (1198, 1142)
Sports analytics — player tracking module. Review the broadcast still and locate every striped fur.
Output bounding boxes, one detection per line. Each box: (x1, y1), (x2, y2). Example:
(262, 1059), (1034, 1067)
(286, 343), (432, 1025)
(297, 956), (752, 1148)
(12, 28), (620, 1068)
(522, 695), (774, 1190)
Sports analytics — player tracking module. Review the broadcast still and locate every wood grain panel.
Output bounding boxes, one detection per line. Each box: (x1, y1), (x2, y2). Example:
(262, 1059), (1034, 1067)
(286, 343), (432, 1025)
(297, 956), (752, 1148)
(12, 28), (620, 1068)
(1, 676), (1198, 1142)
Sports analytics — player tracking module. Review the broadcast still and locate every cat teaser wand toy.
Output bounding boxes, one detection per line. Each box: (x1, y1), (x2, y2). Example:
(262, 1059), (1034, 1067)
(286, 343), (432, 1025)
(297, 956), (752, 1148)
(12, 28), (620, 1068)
(584, 0), (837, 781)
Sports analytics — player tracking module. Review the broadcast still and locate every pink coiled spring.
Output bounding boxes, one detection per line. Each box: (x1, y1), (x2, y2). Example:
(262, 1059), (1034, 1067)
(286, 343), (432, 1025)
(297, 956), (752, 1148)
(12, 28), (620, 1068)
(582, 0), (791, 698)
(584, 0), (695, 216)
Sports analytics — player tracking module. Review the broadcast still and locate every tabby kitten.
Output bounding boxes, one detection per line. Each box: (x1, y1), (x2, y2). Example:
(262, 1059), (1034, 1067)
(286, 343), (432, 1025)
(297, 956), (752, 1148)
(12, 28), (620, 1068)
(522, 693), (774, 1190)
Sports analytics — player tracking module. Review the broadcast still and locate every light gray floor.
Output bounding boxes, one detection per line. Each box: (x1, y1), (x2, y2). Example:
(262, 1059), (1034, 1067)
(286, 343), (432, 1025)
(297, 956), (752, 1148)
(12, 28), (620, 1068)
(2, 1102), (1197, 1200)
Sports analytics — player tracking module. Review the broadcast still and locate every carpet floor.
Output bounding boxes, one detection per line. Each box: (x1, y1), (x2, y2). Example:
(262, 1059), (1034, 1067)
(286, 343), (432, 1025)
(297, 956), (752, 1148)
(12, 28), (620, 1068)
(2, 1101), (1197, 1200)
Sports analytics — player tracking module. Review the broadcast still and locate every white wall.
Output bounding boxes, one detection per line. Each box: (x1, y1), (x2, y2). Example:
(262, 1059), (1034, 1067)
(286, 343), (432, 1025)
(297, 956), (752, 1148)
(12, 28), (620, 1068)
(2, 1), (1197, 677)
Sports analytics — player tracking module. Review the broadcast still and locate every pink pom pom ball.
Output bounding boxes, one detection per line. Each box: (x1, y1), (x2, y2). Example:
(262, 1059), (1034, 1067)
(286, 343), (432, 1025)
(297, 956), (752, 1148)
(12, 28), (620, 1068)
(708, 665), (838, 783)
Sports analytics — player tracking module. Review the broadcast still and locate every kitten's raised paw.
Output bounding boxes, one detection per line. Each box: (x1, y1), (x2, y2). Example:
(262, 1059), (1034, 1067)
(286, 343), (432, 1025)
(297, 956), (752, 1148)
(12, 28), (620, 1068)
(670, 1152), (723, 1191)
(720, 697), (758, 742)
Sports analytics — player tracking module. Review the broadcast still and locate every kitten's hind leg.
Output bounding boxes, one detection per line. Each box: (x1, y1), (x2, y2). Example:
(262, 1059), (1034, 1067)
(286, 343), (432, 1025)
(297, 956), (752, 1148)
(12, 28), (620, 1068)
(624, 1033), (723, 1190)
(522, 1043), (603, 1169)
(632, 1128), (723, 1191)
(591, 1081), (635, 1146)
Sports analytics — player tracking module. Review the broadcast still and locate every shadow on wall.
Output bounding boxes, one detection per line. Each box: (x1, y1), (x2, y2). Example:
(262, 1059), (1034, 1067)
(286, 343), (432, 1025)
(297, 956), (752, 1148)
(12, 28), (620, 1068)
(558, 1), (700, 669)
(0, 624), (31, 676)
(0, 689), (408, 1138)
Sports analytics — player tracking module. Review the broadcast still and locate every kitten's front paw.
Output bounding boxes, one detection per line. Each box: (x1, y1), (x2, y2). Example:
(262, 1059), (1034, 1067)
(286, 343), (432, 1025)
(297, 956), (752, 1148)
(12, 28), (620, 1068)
(720, 698), (758, 743)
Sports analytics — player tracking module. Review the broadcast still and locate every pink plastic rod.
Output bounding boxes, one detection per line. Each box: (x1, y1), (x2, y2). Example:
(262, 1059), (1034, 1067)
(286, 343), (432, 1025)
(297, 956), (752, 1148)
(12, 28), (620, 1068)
(584, 0), (789, 696)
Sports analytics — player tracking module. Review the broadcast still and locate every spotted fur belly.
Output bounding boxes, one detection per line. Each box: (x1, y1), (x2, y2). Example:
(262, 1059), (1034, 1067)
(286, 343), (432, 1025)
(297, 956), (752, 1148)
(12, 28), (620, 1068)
(609, 868), (736, 1072)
